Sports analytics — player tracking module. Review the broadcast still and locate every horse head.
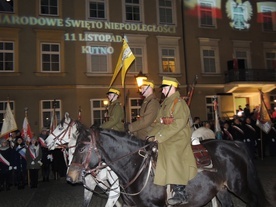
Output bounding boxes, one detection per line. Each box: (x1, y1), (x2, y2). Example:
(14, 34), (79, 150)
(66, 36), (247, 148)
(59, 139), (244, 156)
(45, 112), (79, 164)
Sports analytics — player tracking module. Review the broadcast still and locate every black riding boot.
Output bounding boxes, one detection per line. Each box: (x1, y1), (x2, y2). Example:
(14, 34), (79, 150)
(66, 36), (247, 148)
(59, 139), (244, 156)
(167, 185), (188, 205)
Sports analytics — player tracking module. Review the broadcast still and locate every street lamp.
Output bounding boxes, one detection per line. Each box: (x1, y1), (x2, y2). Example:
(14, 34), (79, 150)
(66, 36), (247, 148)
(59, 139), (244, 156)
(135, 71), (147, 87)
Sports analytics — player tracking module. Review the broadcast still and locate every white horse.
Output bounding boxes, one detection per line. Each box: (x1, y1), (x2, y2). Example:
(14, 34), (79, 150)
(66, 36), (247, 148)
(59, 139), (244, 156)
(45, 112), (121, 207)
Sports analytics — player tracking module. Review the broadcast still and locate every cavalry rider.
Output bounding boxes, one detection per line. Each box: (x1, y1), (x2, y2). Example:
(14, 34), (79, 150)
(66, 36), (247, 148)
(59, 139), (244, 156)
(100, 87), (124, 132)
(148, 76), (197, 205)
(126, 80), (160, 140)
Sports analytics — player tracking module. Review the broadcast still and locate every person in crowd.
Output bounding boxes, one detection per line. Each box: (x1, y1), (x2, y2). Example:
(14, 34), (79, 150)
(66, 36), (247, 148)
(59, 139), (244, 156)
(100, 87), (124, 131)
(51, 148), (67, 180)
(243, 104), (251, 118)
(26, 137), (42, 188)
(191, 116), (202, 131)
(126, 80), (160, 140)
(39, 127), (51, 182)
(237, 105), (244, 117)
(265, 123), (276, 157)
(243, 117), (258, 159)
(14, 137), (27, 189)
(230, 117), (245, 142)
(148, 76), (197, 205)
(221, 121), (234, 140)
(0, 138), (15, 191)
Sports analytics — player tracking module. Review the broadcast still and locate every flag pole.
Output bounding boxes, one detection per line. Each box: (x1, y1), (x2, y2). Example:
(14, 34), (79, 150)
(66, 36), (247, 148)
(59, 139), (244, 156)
(259, 91), (263, 160)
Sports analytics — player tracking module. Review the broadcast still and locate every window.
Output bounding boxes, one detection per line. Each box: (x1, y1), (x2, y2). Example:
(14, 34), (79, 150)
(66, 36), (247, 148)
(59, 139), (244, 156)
(0, 101), (15, 130)
(40, 0), (58, 16)
(41, 100), (61, 129)
(0, 0), (14, 13)
(199, 38), (220, 74)
(41, 43), (60, 72)
(234, 49), (251, 69)
(129, 98), (143, 122)
(125, 0), (142, 22)
(85, 41), (112, 74)
(264, 51), (276, 69)
(157, 36), (180, 74)
(158, 0), (174, 25)
(90, 99), (108, 126)
(128, 47), (142, 73)
(261, 6), (276, 32)
(161, 48), (175, 73)
(232, 40), (252, 69)
(199, 0), (216, 28)
(205, 96), (218, 121)
(88, 0), (107, 19)
(0, 41), (14, 72)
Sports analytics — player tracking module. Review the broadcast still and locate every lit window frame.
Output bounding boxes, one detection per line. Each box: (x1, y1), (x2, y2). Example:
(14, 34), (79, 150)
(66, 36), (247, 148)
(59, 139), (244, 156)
(0, 41), (14, 72)
(40, 42), (61, 73)
(39, 0), (59, 16)
(40, 99), (61, 129)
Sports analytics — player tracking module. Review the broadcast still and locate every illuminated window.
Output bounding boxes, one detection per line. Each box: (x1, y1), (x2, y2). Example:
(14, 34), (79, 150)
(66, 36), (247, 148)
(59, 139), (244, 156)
(125, 0), (142, 22)
(129, 98), (143, 122)
(157, 36), (180, 74)
(161, 48), (175, 73)
(90, 99), (107, 126)
(40, 0), (58, 16)
(0, 0), (14, 13)
(262, 7), (276, 32)
(0, 101), (15, 129)
(40, 100), (61, 129)
(88, 0), (107, 19)
(0, 41), (14, 72)
(199, 1), (216, 28)
(264, 51), (276, 69)
(41, 43), (60, 72)
(158, 0), (174, 25)
(199, 38), (220, 74)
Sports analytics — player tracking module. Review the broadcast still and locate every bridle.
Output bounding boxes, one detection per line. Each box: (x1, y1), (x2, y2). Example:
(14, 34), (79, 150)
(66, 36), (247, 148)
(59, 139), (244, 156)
(72, 129), (154, 197)
(48, 118), (76, 150)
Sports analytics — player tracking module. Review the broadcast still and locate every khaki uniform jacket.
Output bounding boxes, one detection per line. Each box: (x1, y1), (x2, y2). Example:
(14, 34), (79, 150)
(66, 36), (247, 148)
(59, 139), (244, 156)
(101, 99), (124, 131)
(149, 91), (197, 186)
(128, 93), (160, 140)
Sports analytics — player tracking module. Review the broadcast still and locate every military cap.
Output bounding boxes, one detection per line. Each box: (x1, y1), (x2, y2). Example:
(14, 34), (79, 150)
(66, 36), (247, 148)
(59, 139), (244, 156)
(106, 87), (120, 95)
(141, 80), (154, 88)
(160, 76), (180, 88)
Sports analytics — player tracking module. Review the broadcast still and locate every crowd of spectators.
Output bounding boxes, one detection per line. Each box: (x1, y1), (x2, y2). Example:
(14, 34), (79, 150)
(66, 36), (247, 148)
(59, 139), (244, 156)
(0, 128), (67, 192)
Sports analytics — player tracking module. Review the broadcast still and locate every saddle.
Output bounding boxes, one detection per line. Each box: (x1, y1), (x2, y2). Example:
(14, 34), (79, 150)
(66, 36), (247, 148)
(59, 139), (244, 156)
(191, 144), (212, 168)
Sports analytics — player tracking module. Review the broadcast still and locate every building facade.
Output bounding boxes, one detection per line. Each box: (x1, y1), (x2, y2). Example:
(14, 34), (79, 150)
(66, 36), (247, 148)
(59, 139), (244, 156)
(0, 0), (275, 135)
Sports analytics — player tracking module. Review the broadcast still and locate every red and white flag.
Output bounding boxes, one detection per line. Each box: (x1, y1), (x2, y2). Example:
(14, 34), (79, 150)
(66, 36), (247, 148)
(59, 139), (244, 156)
(214, 97), (222, 140)
(0, 102), (18, 138)
(21, 117), (33, 143)
(0, 154), (10, 166)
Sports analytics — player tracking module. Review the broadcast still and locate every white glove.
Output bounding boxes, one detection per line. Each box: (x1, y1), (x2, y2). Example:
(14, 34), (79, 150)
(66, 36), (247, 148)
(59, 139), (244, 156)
(13, 166), (17, 170)
(31, 161), (35, 165)
(47, 154), (53, 161)
(38, 160), (43, 166)
(9, 166), (13, 170)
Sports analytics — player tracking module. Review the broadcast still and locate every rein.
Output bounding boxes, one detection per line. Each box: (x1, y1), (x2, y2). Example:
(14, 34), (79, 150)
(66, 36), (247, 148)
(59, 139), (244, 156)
(77, 130), (154, 197)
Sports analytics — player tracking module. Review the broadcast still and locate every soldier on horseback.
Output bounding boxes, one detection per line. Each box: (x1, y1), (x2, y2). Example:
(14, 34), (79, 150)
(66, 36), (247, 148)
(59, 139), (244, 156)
(148, 76), (197, 205)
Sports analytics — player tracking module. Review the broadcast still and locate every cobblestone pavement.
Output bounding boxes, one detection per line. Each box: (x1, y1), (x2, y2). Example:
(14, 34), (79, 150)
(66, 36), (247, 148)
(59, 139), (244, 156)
(1, 156), (275, 207)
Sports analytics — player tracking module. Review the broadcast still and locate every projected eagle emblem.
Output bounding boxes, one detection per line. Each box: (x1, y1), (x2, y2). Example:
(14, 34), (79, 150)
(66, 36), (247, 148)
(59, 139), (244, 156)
(226, 0), (253, 30)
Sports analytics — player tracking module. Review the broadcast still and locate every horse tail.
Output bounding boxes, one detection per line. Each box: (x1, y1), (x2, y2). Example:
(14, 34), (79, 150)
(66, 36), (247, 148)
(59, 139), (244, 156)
(237, 142), (271, 206)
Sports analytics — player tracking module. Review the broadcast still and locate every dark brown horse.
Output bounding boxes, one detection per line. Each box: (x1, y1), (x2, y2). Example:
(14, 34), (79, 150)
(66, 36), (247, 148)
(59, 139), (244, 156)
(67, 122), (271, 207)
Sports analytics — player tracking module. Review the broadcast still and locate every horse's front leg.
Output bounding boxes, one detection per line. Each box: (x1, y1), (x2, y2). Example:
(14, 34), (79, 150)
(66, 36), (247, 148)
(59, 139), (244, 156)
(83, 175), (97, 207)
(105, 168), (122, 207)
